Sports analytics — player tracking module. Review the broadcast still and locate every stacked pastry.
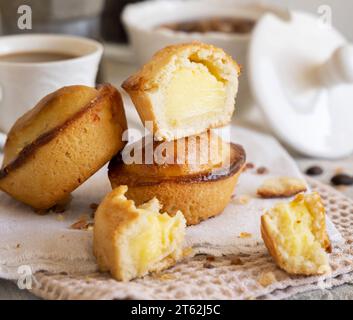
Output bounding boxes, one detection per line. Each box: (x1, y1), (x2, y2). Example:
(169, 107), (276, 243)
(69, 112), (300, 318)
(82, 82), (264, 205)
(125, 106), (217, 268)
(109, 42), (245, 225)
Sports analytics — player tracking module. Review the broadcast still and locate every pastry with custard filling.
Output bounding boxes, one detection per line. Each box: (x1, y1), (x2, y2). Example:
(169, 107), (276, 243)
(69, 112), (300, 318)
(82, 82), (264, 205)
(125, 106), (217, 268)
(122, 42), (240, 141)
(261, 193), (332, 275)
(93, 185), (186, 281)
(0, 84), (127, 210)
(108, 131), (246, 225)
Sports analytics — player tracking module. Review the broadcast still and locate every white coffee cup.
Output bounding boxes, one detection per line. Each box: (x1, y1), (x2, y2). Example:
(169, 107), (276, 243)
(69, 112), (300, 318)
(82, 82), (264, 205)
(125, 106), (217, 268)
(0, 34), (103, 133)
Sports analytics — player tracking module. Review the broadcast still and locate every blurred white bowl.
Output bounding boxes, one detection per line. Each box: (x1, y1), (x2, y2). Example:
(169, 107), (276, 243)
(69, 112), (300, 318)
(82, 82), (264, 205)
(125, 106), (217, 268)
(122, 0), (284, 115)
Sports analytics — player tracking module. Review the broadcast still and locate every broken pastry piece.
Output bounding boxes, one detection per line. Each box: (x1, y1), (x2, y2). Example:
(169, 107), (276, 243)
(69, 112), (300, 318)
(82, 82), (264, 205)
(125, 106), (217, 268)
(122, 42), (240, 141)
(261, 193), (331, 275)
(93, 186), (186, 281)
(257, 177), (307, 199)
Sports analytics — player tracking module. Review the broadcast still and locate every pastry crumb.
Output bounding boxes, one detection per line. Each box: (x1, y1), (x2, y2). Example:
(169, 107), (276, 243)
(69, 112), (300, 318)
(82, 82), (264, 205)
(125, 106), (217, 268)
(257, 177), (307, 198)
(152, 273), (176, 281)
(258, 271), (276, 287)
(56, 214), (65, 222)
(230, 257), (243, 266)
(233, 195), (251, 205)
(239, 232), (252, 239)
(70, 218), (94, 231)
(182, 247), (193, 258)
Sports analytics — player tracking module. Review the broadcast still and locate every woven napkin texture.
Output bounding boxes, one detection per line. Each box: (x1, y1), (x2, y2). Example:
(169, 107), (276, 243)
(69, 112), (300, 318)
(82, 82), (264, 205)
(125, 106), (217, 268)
(29, 179), (353, 300)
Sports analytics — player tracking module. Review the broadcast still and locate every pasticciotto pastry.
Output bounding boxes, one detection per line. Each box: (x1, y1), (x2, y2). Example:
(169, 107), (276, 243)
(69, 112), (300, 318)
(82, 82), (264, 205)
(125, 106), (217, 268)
(108, 131), (246, 225)
(93, 185), (186, 281)
(122, 42), (240, 141)
(0, 84), (127, 210)
(261, 192), (331, 275)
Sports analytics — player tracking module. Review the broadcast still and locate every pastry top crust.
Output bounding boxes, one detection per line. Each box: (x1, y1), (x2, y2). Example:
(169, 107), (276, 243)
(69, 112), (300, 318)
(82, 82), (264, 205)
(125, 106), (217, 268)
(122, 41), (240, 93)
(0, 84), (125, 179)
(108, 131), (246, 185)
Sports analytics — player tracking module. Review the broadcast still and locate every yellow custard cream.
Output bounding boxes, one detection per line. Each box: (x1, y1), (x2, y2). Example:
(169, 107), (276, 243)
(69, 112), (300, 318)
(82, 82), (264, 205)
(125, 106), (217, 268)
(93, 186), (186, 281)
(164, 62), (226, 127)
(261, 193), (332, 275)
(122, 42), (240, 141)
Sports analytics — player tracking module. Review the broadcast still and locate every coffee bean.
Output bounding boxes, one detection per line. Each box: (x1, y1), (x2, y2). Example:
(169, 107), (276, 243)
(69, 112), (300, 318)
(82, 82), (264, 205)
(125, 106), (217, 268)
(331, 174), (353, 186)
(305, 166), (323, 176)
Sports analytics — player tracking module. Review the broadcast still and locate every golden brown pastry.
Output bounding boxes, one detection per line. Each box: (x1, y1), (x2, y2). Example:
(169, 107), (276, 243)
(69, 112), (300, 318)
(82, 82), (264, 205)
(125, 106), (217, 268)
(93, 185), (186, 281)
(257, 177), (307, 198)
(0, 84), (127, 210)
(108, 131), (246, 225)
(261, 193), (331, 275)
(122, 42), (240, 141)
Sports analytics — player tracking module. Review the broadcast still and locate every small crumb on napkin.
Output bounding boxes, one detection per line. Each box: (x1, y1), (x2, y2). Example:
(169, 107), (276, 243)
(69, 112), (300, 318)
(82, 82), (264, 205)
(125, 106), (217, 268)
(258, 271), (276, 287)
(257, 177), (307, 198)
(238, 232), (252, 239)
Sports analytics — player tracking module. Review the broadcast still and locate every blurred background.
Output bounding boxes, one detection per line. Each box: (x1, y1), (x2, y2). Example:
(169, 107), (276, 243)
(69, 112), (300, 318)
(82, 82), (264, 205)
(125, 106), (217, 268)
(0, 0), (352, 41)
(0, 0), (353, 160)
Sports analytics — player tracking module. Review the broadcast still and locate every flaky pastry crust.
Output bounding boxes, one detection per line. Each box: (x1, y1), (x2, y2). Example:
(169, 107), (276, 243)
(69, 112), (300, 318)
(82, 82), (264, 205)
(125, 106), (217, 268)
(108, 132), (246, 225)
(257, 177), (307, 199)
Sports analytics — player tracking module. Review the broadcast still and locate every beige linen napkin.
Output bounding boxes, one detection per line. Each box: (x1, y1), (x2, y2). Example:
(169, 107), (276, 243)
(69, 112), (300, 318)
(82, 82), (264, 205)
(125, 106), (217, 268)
(0, 124), (342, 280)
